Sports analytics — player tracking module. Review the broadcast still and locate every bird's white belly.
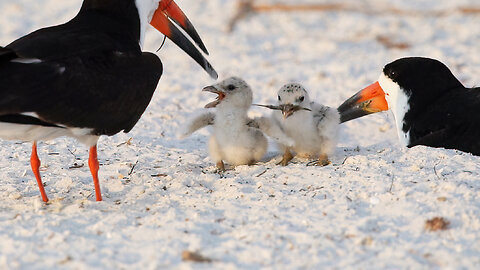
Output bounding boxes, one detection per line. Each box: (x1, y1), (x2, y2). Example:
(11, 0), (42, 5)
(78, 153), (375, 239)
(0, 123), (99, 146)
(212, 126), (267, 165)
(0, 122), (70, 141)
(283, 117), (323, 157)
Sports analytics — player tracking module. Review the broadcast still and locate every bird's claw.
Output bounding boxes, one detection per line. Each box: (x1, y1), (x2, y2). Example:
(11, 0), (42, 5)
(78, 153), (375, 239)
(216, 171), (226, 178)
(215, 161), (226, 177)
(277, 150), (294, 166)
(277, 159), (290, 166)
(306, 159), (331, 167)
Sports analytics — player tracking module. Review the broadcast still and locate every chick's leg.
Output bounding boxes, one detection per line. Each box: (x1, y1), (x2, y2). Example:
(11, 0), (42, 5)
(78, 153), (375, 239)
(209, 136), (225, 173)
(216, 161), (225, 172)
(307, 153), (331, 167)
(277, 148), (294, 166)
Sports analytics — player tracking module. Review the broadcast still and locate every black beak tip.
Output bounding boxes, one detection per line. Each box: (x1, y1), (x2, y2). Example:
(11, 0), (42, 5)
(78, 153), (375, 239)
(184, 23), (209, 55)
(206, 62), (218, 80)
(164, 19), (217, 79)
(337, 103), (375, 123)
(337, 95), (361, 113)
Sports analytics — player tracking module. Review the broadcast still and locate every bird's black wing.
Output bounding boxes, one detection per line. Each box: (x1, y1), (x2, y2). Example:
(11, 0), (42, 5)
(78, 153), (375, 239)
(1, 18), (163, 136)
(408, 87), (480, 155)
(0, 46), (18, 62)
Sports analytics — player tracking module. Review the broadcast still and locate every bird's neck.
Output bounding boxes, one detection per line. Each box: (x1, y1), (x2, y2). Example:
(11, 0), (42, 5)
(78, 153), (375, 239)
(386, 91), (411, 147)
(77, 0), (142, 46)
(379, 74), (411, 147)
(215, 106), (249, 127)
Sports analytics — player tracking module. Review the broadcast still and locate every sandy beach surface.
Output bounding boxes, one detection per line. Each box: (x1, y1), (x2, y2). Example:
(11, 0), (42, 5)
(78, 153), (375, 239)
(0, 0), (479, 269)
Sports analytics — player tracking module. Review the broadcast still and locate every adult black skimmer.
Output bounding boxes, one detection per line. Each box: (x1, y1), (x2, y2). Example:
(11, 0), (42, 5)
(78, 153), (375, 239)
(338, 57), (480, 156)
(0, 0), (218, 202)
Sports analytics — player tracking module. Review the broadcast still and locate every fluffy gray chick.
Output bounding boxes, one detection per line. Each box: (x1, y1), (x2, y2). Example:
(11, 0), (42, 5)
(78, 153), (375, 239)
(273, 83), (340, 166)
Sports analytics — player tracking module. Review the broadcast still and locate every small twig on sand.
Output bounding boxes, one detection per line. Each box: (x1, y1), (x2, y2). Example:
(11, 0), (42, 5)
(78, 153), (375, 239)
(228, 0), (480, 32)
(67, 148), (83, 169)
(129, 160), (139, 176)
(228, 0), (255, 32)
(376, 35), (410, 50)
(256, 169), (268, 177)
(388, 174), (395, 193)
(182, 251), (213, 263)
(459, 7), (480, 14)
(333, 156), (348, 166)
(253, 104), (312, 112)
(151, 173), (168, 177)
(254, 3), (346, 12)
(252, 3), (480, 16)
(117, 138), (133, 147)
(433, 160), (443, 180)
(67, 148), (78, 158)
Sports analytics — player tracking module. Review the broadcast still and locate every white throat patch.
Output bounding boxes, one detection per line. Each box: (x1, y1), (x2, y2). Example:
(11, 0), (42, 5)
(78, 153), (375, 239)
(135, 0), (159, 48)
(378, 73), (411, 146)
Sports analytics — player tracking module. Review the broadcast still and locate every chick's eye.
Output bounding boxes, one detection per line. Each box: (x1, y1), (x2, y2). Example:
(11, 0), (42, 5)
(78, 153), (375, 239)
(278, 95), (281, 101)
(227, 84), (236, 91)
(299, 96), (305, 102)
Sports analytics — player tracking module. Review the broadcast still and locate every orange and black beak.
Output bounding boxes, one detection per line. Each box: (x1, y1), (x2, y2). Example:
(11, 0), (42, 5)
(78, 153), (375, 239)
(337, 81), (389, 123)
(150, 0), (218, 79)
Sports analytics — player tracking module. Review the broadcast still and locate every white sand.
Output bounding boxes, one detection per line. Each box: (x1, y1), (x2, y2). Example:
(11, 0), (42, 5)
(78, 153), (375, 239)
(0, 0), (479, 269)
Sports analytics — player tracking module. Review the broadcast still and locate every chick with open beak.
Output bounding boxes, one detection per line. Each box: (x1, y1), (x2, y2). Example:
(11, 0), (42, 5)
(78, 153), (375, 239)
(182, 77), (294, 172)
(271, 83), (340, 166)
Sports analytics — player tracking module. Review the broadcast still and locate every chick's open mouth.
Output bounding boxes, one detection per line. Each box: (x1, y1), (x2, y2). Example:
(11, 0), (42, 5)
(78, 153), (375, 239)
(203, 87), (226, 108)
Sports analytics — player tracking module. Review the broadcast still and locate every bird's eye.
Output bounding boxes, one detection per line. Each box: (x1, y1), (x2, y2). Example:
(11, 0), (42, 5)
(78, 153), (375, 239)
(227, 84), (236, 91)
(278, 95), (281, 101)
(388, 70), (396, 78)
(299, 96), (305, 102)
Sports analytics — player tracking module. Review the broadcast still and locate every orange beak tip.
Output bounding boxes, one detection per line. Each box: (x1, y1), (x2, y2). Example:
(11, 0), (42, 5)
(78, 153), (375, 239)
(338, 81), (389, 123)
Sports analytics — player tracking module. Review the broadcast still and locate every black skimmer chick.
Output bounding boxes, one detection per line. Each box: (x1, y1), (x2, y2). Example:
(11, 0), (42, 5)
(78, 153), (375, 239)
(182, 77), (294, 171)
(338, 57), (480, 155)
(0, 0), (217, 202)
(270, 83), (340, 166)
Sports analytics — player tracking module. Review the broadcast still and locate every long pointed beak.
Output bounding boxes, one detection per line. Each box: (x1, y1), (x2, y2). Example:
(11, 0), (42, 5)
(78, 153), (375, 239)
(337, 81), (389, 123)
(203, 86), (225, 108)
(150, 0), (218, 79)
(158, 0), (209, 55)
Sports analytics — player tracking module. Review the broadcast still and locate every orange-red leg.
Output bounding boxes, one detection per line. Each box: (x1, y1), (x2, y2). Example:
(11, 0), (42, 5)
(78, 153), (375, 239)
(88, 145), (102, 201)
(31, 142), (48, 202)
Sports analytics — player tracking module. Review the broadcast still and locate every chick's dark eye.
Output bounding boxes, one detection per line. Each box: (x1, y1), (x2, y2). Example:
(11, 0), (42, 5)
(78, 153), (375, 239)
(278, 95), (281, 101)
(227, 84), (236, 91)
(299, 96), (305, 102)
